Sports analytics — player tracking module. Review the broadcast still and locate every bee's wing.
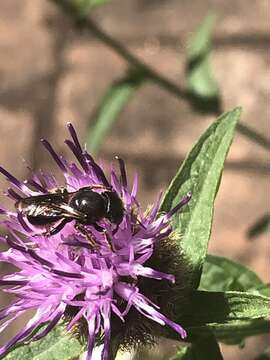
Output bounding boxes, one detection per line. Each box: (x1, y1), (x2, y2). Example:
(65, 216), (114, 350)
(52, 203), (85, 219)
(27, 203), (83, 219)
(16, 195), (84, 220)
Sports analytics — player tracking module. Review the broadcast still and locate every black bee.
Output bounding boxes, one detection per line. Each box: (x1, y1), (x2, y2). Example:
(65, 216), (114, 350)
(15, 186), (124, 238)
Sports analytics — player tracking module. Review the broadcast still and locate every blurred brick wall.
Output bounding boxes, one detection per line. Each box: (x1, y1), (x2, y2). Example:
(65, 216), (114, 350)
(0, 1), (269, 358)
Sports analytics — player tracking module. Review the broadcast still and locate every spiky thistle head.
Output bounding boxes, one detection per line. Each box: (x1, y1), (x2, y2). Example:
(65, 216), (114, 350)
(0, 124), (191, 359)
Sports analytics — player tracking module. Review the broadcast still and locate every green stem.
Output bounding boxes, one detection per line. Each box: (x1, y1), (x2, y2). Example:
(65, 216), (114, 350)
(237, 123), (270, 151)
(83, 18), (191, 101)
(51, 0), (270, 152)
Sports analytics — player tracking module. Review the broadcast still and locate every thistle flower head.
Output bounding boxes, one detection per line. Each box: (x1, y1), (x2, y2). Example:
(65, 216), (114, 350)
(0, 124), (191, 359)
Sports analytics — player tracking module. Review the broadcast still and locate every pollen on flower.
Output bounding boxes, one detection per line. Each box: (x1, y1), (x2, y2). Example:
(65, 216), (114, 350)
(0, 124), (191, 360)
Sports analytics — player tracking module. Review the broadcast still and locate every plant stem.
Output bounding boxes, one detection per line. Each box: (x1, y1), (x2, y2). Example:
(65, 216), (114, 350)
(237, 123), (270, 151)
(82, 18), (191, 101)
(51, 0), (270, 152)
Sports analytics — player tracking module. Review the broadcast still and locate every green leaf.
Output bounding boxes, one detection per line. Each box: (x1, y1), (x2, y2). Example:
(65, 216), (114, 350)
(252, 284), (270, 298)
(4, 324), (84, 360)
(183, 290), (270, 327)
(50, 0), (110, 19)
(170, 347), (191, 360)
(186, 13), (220, 112)
(167, 294), (270, 346)
(188, 319), (270, 343)
(200, 254), (262, 291)
(87, 68), (145, 155)
(187, 56), (219, 98)
(248, 213), (270, 239)
(256, 348), (270, 360)
(170, 335), (223, 360)
(187, 14), (215, 60)
(73, 0), (109, 15)
(85, 0), (109, 6)
(189, 289), (270, 346)
(160, 108), (241, 288)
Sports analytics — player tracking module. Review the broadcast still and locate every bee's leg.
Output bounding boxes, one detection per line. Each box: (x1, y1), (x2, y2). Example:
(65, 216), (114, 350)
(55, 187), (68, 194)
(45, 218), (71, 236)
(82, 223), (115, 252)
(136, 218), (146, 229)
(89, 184), (111, 191)
(75, 223), (98, 250)
(93, 223), (117, 251)
(103, 230), (115, 252)
(112, 224), (119, 235)
(93, 223), (104, 232)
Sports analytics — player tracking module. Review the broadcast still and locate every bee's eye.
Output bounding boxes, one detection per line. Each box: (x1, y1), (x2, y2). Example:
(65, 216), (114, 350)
(70, 190), (106, 221)
(103, 191), (123, 225)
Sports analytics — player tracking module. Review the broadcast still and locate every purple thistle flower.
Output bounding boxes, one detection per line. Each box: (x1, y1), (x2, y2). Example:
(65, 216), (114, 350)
(0, 124), (191, 359)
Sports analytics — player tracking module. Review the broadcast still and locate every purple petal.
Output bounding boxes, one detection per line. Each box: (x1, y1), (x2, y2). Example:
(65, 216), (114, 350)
(147, 190), (163, 222)
(110, 169), (121, 193)
(31, 305), (65, 341)
(0, 301), (32, 321)
(0, 279), (28, 286)
(27, 249), (54, 267)
(131, 173), (138, 197)
(68, 163), (83, 179)
(86, 312), (97, 360)
(51, 269), (84, 279)
(135, 265), (175, 283)
(41, 139), (67, 173)
(6, 188), (23, 201)
(115, 156), (127, 188)
(0, 312), (23, 335)
(25, 179), (48, 193)
(166, 192), (192, 219)
(62, 240), (93, 250)
(17, 213), (33, 233)
(0, 167), (31, 194)
(65, 139), (89, 173)
(67, 307), (86, 331)
(0, 317), (40, 357)
(39, 171), (58, 190)
(101, 302), (111, 360)
(5, 236), (27, 253)
(67, 122), (83, 153)
(84, 152), (110, 187)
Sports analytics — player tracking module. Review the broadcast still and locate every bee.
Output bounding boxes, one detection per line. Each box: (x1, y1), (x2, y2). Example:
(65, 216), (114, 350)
(15, 185), (124, 239)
